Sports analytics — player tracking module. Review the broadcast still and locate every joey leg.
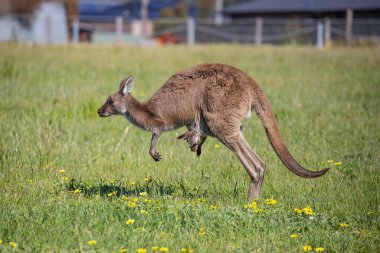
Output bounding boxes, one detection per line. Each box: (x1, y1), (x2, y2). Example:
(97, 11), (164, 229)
(150, 130), (162, 161)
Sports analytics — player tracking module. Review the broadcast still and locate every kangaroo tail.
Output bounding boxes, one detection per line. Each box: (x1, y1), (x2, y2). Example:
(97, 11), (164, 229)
(251, 87), (329, 178)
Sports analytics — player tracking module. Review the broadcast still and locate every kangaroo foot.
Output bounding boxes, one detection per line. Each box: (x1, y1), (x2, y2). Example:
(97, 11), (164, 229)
(177, 130), (201, 152)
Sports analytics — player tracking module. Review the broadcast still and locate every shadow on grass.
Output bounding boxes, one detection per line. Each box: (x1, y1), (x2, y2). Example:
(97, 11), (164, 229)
(64, 178), (213, 199)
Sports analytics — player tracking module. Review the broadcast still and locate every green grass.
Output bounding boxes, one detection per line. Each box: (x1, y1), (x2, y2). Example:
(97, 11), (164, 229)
(0, 44), (379, 252)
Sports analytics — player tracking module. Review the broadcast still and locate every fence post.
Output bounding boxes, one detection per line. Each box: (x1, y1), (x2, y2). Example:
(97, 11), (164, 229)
(72, 18), (79, 44)
(115, 16), (123, 44)
(345, 9), (353, 45)
(324, 18), (331, 47)
(255, 17), (263, 45)
(46, 15), (51, 44)
(317, 20), (324, 49)
(187, 17), (195, 46)
(215, 0), (224, 26)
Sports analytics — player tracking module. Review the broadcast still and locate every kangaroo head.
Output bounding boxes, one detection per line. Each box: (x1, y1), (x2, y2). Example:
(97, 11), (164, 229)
(98, 76), (134, 117)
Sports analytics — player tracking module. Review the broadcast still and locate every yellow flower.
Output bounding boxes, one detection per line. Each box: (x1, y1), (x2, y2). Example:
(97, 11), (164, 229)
(28, 179), (33, 184)
(327, 159), (334, 164)
(160, 247), (169, 252)
(126, 219), (135, 225)
(140, 209), (148, 215)
(302, 206), (314, 216)
(88, 240), (97, 246)
(108, 191), (117, 197)
(339, 223), (349, 228)
(137, 248), (147, 253)
(120, 248), (128, 253)
(73, 189), (81, 194)
(121, 196), (129, 201)
(334, 161), (342, 166)
(132, 197), (139, 202)
(0, 239), (2, 245)
(265, 198), (277, 205)
(290, 234), (298, 239)
(139, 192), (148, 197)
(197, 198), (205, 203)
(61, 176), (69, 181)
(294, 208), (303, 214)
(9, 242), (17, 249)
(315, 247), (325, 252)
(144, 178), (149, 182)
(59, 169), (65, 173)
(129, 181), (136, 186)
(181, 248), (193, 253)
(198, 227), (206, 236)
(209, 205), (219, 210)
(152, 246), (159, 252)
(303, 245), (312, 251)
(128, 201), (136, 208)
(214, 144), (220, 148)
(144, 198), (152, 203)
(254, 208), (263, 213)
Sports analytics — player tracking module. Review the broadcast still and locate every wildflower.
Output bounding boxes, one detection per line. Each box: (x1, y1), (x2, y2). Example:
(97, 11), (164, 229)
(254, 208), (263, 213)
(302, 206), (314, 216)
(160, 247), (169, 252)
(61, 176), (69, 181)
(126, 219), (135, 225)
(120, 248), (128, 253)
(73, 189), (81, 194)
(198, 227), (206, 236)
(129, 181), (136, 186)
(144, 178), (149, 182)
(88, 240), (97, 246)
(152, 246), (159, 252)
(327, 160), (334, 164)
(121, 196), (129, 201)
(181, 248), (193, 253)
(294, 208), (303, 214)
(303, 245), (312, 251)
(290, 234), (298, 239)
(139, 192), (148, 197)
(334, 161), (342, 166)
(108, 191), (117, 197)
(144, 198), (152, 203)
(140, 209), (148, 215)
(214, 144), (220, 148)
(265, 198), (277, 205)
(28, 179), (33, 184)
(131, 197), (139, 202)
(209, 205), (219, 210)
(128, 201), (136, 208)
(315, 247), (325, 252)
(0, 239), (2, 245)
(9, 242), (17, 249)
(197, 198), (205, 203)
(137, 248), (147, 253)
(339, 223), (349, 228)
(59, 169), (65, 173)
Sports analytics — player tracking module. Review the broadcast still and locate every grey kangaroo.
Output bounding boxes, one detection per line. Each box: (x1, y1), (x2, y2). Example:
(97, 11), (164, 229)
(98, 64), (329, 200)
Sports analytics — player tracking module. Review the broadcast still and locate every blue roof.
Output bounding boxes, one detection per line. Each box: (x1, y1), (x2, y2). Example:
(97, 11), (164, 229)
(78, 0), (195, 21)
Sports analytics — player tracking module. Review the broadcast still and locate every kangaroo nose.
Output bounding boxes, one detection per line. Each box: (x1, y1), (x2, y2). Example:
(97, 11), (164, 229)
(98, 109), (102, 115)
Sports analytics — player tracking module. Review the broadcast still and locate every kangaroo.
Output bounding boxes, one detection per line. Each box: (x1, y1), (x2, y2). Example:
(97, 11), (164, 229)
(98, 63), (329, 200)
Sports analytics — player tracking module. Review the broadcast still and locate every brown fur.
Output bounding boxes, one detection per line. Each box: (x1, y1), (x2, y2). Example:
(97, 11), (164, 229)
(98, 64), (329, 200)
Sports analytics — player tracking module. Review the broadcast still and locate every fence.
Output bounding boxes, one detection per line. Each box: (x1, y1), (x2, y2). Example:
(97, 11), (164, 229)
(1, 13), (380, 47)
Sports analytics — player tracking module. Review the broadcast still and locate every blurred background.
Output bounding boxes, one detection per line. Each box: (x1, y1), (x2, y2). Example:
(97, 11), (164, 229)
(0, 0), (379, 47)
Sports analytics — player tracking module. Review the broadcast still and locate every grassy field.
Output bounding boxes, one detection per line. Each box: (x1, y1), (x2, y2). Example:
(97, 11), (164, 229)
(0, 44), (379, 252)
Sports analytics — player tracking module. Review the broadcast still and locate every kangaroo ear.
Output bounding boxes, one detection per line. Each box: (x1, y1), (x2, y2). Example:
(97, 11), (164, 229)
(119, 76), (134, 95)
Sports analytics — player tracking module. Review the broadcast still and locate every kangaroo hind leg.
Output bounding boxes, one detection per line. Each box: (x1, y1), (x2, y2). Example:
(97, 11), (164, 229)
(216, 131), (265, 200)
